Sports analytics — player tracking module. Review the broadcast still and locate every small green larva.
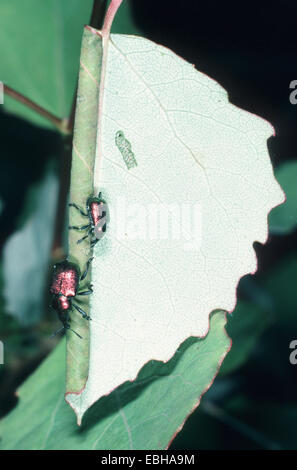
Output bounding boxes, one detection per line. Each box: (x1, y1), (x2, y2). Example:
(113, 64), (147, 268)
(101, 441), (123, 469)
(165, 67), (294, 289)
(115, 130), (138, 170)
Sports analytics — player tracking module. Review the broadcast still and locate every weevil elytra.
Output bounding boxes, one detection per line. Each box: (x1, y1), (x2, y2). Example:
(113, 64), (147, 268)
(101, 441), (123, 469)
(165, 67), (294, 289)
(69, 192), (108, 247)
(50, 258), (93, 338)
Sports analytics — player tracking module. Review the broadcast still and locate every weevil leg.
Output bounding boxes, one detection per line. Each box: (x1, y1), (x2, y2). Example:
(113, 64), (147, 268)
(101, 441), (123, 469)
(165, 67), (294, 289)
(77, 228), (94, 245)
(77, 284), (93, 296)
(76, 233), (89, 244)
(69, 202), (89, 217)
(73, 303), (91, 321)
(80, 257), (94, 281)
(76, 290), (92, 296)
(90, 237), (99, 248)
(69, 223), (91, 231)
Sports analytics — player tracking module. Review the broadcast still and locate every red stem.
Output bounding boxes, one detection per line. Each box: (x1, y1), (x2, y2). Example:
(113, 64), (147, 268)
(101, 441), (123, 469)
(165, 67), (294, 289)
(101, 0), (124, 38)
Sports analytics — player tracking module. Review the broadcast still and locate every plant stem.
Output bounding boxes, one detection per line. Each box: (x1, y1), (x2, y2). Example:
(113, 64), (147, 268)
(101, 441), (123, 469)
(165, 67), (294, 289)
(101, 0), (123, 38)
(51, 134), (72, 260)
(3, 85), (69, 134)
(90, 0), (109, 29)
(202, 400), (282, 450)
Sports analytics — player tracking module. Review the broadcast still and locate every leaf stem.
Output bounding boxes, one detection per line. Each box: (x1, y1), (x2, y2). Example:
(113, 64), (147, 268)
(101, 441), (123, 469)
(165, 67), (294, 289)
(3, 84), (69, 134)
(202, 400), (282, 450)
(101, 0), (124, 38)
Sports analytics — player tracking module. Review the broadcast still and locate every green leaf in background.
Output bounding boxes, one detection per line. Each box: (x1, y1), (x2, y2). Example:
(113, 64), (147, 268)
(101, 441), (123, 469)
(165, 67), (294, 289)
(111, 0), (143, 36)
(221, 400), (297, 450)
(261, 254), (297, 326)
(3, 165), (58, 324)
(0, 311), (230, 450)
(269, 161), (297, 235)
(0, 0), (93, 128)
(219, 301), (273, 375)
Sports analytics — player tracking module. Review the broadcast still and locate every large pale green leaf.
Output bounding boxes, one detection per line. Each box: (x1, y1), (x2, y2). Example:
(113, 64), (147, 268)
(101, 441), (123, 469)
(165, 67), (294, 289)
(0, 0), (93, 128)
(66, 30), (284, 422)
(0, 311), (230, 450)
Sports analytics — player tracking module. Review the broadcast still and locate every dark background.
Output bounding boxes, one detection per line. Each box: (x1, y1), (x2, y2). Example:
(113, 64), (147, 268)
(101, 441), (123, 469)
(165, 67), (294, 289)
(0, 0), (296, 449)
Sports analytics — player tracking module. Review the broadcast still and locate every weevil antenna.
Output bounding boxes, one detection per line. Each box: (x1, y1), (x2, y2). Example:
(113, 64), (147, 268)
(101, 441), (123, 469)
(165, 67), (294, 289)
(69, 327), (83, 339)
(50, 326), (83, 340)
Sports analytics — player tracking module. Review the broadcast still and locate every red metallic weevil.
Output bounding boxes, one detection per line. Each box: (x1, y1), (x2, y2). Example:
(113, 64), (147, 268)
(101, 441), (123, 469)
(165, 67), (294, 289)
(69, 192), (108, 247)
(50, 258), (93, 338)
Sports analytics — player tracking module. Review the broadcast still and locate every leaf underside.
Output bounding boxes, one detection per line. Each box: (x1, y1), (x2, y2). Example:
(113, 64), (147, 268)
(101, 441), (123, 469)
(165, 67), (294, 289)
(66, 27), (103, 393)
